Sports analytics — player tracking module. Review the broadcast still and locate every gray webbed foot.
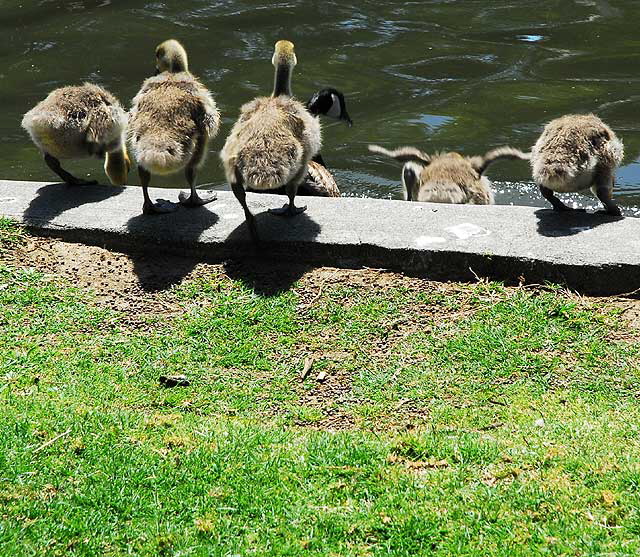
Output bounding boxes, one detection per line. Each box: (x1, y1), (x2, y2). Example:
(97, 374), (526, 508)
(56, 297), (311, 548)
(178, 190), (217, 207)
(268, 203), (307, 216)
(143, 199), (178, 215)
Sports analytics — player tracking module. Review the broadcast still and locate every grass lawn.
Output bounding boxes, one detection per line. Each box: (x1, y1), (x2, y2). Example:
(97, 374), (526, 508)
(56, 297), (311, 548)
(1, 217), (640, 556)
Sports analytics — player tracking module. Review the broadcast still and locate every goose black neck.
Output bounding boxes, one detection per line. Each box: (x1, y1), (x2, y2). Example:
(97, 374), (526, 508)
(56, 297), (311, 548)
(273, 64), (292, 97)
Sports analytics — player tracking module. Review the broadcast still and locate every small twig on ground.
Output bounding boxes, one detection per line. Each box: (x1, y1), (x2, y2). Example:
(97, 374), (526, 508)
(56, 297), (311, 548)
(487, 398), (508, 407)
(479, 422), (504, 431)
(530, 405), (545, 418)
(300, 357), (314, 380)
(469, 267), (485, 283)
(306, 284), (325, 307)
(615, 286), (640, 298)
(386, 317), (409, 330)
(33, 429), (71, 454)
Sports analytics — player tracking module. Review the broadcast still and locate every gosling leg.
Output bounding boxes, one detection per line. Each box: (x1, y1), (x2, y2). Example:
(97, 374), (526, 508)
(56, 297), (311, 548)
(231, 168), (258, 242)
(539, 184), (584, 212)
(594, 170), (622, 216)
(139, 166), (177, 215)
(178, 165), (217, 207)
(44, 153), (97, 186)
(268, 175), (307, 216)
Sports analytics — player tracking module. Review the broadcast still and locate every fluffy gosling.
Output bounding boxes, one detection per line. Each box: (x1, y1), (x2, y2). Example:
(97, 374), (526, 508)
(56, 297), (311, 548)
(128, 39), (220, 214)
(531, 113), (623, 215)
(369, 145), (530, 204)
(22, 83), (129, 186)
(220, 40), (321, 240)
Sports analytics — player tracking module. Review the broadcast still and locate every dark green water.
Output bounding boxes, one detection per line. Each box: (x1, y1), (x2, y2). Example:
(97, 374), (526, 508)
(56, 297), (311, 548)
(3, 0), (640, 214)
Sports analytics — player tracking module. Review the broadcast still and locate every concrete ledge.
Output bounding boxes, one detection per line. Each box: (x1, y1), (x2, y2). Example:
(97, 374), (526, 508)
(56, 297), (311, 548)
(1, 179), (639, 295)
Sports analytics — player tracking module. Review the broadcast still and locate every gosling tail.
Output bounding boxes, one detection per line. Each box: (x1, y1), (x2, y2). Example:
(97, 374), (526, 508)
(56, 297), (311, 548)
(470, 147), (531, 176)
(368, 144), (431, 165)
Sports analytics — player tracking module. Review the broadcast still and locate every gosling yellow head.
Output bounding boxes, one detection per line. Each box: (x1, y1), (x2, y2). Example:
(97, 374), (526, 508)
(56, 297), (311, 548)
(271, 40), (297, 97)
(104, 144), (130, 186)
(272, 40), (297, 67)
(155, 39), (189, 74)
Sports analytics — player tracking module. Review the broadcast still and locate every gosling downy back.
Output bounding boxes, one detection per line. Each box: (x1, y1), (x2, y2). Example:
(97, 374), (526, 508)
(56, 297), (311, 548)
(22, 83), (129, 185)
(531, 113), (623, 193)
(22, 83), (127, 160)
(369, 145), (530, 205)
(220, 40), (321, 191)
(128, 40), (220, 176)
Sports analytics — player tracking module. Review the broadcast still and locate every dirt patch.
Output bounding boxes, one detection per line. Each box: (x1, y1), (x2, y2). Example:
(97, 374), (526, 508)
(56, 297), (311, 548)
(607, 298), (640, 341)
(15, 236), (216, 320)
(12, 236), (480, 316)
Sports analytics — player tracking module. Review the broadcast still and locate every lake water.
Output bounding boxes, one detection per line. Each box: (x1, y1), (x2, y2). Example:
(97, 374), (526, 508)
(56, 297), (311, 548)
(3, 0), (640, 214)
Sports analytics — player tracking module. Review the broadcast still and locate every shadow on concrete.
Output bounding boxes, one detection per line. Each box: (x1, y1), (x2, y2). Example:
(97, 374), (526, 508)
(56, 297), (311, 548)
(125, 206), (220, 292)
(535, 209), (624, 237)
(224, 211), (322, 296)
(24, 183), (124, 226)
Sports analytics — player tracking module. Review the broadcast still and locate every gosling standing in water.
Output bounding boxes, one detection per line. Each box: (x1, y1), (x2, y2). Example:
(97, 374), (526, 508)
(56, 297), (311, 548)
(220, 40), (321, 239)
(21, 83), (129, 186)
(369, 145), (530, 204)
(531, 114), (623, 215)
(128, 39), (220, 214)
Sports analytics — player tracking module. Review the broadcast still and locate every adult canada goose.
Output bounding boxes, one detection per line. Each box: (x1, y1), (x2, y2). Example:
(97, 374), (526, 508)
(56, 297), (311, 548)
(369, 145), (530, 204)
(531, 114), (623, 215)
(128, 39), (220, 214)
(306, 87), (353, 130)
(301, 160), (340, 197)
(220, 40), (321, 239)
(300, 87), (352, 197)
(21, 83), (129, 186)
(245, 87), (352, 198)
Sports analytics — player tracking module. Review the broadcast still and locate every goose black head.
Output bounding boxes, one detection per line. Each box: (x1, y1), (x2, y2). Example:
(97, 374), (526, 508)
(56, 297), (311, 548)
(306, 88), (353, 126)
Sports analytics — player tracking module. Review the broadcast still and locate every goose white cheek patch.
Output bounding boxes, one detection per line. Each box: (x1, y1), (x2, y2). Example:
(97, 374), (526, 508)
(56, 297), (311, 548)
(327, 94), (342, 119)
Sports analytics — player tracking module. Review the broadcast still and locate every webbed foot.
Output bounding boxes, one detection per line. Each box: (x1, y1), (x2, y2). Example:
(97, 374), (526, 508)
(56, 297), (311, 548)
(143, 199), (178, 215)
(268, 203), (307, 216)
(178, 190), (217, 207)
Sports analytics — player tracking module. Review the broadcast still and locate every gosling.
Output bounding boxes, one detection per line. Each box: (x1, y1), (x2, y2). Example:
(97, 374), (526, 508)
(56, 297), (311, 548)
(531, 114), (623, 215)
(128, 39), (220, 214)
(21, 83), (129, 186)
(220, 40), (321, 240)
(369, 145), (530, 204)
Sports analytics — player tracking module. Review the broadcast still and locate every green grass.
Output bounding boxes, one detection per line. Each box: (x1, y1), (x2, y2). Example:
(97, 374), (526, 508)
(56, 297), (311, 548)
(1, 219), (640, 556)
